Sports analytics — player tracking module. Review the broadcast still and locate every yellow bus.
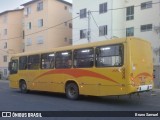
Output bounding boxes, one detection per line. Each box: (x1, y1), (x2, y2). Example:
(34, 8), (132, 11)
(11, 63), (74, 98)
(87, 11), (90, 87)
(8, 37), (153, 100)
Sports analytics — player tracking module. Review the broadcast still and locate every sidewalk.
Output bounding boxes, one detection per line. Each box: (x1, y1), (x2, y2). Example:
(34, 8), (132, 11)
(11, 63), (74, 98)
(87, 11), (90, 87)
(0, 80), (9, 83)
(153, 88), (160, 92)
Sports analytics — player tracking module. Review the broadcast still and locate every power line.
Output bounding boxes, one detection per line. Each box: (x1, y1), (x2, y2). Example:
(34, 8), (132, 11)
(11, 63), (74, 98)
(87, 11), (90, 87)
(0, 49), (8, 53)
(91, 1), (160, 13)
(25, 16), (79, 37)
(90, 12), (99, 28)
(90, 12), (108, 40)
(0, 16), (79, 41)
(1, 36), (23, 41)
(0, 1), (159, 43)
(0, 16), (79, 54)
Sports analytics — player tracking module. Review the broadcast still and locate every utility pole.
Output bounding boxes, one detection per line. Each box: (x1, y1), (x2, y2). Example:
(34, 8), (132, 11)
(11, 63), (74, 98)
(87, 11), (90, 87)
(87, 10), (91, 43)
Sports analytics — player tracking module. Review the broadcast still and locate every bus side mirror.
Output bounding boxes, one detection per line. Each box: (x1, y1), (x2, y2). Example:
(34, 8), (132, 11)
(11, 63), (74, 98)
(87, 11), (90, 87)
(8, 62), (12, 72)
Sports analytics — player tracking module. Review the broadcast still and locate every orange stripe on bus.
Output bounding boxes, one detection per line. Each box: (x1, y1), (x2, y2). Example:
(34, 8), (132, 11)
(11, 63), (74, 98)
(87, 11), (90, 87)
(134, 72), (153, 80)
(34, 69), (119, 84)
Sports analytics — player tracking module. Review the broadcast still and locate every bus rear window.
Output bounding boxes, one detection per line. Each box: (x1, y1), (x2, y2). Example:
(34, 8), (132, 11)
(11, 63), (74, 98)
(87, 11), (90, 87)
(96, 44), (123, 67)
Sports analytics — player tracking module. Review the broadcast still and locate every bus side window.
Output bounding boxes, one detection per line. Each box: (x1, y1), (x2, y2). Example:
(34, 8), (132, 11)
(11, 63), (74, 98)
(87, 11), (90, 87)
(74, 48), (94, 68)
(96, 44), (123, 67)
(55, 51), (72, 69)
(19, 56), (27, 70)
(28, 55), (40, 70)
(9, 60), (18, 74)
(41, 53), (55, 69)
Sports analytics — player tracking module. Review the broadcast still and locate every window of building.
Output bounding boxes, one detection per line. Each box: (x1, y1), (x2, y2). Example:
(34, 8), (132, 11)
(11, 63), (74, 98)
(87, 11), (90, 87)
(3, 56), (7, 62)
(4, 42), (7, 49)
(3, 15), (7, 23)
(65, 6), (67, 10)
(23, 31), (25, 39)
(4, 69), (7, 76)
(26, 38), (32, 46)
(36, 36), (44, 44)
(19, 56), (27, 70)
(24, 7), (31, 15)
(74, 48), (94, 68)
(99, 25), (107, 36)
(141, 1), (152, 10)
(80, 29), (87, 39)
(80, 8), (87, 19)
(3, 29), (7, 35)
(69, 23), (72, 28)
(99, 2), (107, 14)
(27, 22), (31, 30)
(96, 45), (123, 67)
(141, 24), (152, 32)
(126, 6), (134, 21)
(126, 27), (134, 36)
(64, 22), (67, 26)
(38, 19), (43, 27)
(28, 55), (40, 70)
(55, 51), (72, 69)
(37, 1), (43, 11)
(69, 39), (72, 44)
(41, 53), (55, 69)
(64, 37), (68, 42)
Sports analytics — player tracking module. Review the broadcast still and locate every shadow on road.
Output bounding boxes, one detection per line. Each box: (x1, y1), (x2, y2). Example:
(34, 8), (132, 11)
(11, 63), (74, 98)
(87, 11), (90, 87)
(11, 89), (151, 106)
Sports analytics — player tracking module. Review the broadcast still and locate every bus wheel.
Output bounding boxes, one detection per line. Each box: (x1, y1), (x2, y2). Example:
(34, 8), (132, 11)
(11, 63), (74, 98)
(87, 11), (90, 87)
(20, 81), (28, 93)
(65, 82), (79, 100)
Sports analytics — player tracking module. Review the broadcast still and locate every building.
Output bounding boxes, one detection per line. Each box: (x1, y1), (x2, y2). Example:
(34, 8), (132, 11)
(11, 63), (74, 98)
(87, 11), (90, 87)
(72, 0), (160, 64)
(0, 0), (72, 79)
(125, 0), (160, 87)
(22, 0), (72, 52)
(72, 0), (126, 44)
(72, 0), (160, 86)
(0, 9), (23, 79)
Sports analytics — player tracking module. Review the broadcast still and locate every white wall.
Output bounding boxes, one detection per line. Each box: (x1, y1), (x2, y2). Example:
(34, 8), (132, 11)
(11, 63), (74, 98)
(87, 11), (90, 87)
(73, 0), (114, 45)
(125, 0), (160, 65)
(72, 0), (160, 66)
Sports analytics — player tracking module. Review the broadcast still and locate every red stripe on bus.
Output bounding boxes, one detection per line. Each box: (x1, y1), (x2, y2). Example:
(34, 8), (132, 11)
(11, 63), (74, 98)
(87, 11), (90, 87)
(34, 69), (119, 84)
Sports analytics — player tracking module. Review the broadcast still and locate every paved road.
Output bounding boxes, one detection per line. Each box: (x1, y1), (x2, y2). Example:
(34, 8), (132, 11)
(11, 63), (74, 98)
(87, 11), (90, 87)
(0, 80), (160, 119)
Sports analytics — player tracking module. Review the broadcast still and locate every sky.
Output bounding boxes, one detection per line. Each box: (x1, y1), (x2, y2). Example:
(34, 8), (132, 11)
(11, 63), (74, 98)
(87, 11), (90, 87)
(0, 0), (72, 13)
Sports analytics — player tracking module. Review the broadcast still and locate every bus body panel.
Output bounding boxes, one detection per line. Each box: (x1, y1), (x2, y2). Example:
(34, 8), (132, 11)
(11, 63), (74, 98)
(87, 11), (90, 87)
(9, 37), (153, 97)
(126, 38), (153, 94)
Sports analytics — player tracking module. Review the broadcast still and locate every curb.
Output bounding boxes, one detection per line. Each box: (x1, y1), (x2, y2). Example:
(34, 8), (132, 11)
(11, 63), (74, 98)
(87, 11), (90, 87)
(152, 89), (160, 92)
(0, 80), (9, 83)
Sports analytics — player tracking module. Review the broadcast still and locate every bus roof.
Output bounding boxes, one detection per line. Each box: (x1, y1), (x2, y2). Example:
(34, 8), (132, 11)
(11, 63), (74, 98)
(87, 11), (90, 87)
(13, 37), (149, 57)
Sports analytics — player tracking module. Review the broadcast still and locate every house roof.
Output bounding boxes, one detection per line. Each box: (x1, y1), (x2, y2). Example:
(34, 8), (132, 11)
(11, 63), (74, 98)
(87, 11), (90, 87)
(21, 0), (39, 6)
(21, 0), (72, 6)
(57, 0), (72, 6)
(0, 9), (23, 16)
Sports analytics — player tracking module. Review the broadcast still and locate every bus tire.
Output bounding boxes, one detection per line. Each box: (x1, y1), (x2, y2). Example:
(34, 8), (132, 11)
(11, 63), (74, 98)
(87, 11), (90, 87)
(20, 81), (28, 93)
(65, 82), (79, 100)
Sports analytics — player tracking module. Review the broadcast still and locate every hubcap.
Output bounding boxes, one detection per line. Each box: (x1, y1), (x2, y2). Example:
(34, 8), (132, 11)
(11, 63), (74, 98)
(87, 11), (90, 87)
(69, 87), (76, 96)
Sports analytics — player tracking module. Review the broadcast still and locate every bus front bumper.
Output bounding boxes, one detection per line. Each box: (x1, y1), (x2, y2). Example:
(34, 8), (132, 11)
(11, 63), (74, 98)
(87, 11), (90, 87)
(137, 85), (153, 92)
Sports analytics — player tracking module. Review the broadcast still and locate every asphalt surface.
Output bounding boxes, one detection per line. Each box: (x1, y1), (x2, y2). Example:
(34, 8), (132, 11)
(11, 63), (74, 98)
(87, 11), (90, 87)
(0, 80), (160, 120)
